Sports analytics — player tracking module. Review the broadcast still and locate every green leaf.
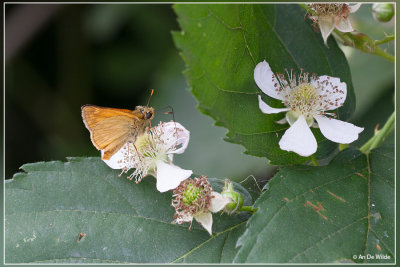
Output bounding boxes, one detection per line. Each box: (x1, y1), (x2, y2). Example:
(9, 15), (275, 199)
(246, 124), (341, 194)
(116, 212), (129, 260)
(5, 158), (251, 263)
(173, 4), (355, 165)
(234, 136), (394, 263)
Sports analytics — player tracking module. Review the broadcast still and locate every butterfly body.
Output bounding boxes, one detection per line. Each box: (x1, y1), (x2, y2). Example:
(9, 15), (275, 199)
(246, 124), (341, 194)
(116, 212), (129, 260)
(81, 105), (155, 160)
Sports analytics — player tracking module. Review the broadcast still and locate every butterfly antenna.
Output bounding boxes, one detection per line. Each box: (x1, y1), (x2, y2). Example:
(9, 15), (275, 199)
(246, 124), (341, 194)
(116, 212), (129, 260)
(159, 105), (177, 135)
(165, 105), (175, 122)
(146, 89), (154, 107)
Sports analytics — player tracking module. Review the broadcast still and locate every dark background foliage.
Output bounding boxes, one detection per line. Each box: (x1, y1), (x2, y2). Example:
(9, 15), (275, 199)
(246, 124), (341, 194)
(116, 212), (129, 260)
(5, 4), (179, 178)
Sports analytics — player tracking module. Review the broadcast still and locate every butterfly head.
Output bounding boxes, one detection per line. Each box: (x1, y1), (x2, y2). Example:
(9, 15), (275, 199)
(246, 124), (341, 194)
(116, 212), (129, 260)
(136, 106), (155, 120)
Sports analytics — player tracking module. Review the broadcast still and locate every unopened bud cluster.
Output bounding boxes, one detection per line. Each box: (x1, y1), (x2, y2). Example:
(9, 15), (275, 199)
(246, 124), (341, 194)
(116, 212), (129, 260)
(221, 179), (243, 214)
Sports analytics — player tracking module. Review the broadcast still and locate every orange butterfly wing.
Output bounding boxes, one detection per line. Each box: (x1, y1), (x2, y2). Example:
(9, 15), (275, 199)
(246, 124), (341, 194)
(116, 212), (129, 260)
(82, 105), (144, 160)
(81, 105), (141, 130)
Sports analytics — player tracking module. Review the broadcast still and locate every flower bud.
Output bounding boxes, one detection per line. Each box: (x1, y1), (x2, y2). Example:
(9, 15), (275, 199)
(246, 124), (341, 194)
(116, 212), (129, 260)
(372, 3), (394, 22)
(221, 179), (243, 214)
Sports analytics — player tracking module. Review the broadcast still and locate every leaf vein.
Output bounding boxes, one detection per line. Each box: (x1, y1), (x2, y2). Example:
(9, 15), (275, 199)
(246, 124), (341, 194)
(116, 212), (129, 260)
(369, 228), (394, 256)
(170, 220), (246, 263)
(243, 168), (367, 261)
(30, 257), (125, 264)
(6, 209), (193, 230)
(288, 216), (368, 262)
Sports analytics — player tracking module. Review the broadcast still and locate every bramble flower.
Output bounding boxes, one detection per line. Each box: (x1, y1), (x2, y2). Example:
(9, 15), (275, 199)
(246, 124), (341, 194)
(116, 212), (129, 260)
(308, 3), (361, 44)
(103, 121), (192, 192)
(255, 60), (364, 157)
(172, 176), (232, 235)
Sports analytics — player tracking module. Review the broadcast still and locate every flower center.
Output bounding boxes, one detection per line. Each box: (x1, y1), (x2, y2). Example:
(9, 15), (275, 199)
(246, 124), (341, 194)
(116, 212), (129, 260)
(172, 176), (213, 221)
(309, 3), (350, 17)
(135, 134), (152, 153)
(182, 183), (202, 205)
(287, 83), (318, 118)
(134, 132), (168, 162)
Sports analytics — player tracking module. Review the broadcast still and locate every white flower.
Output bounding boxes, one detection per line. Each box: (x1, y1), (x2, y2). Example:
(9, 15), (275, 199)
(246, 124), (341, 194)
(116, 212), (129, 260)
(103, 121), (192, 192)
(308, 3), (361, 44)
(172, 176), (232, 235)
(255, 60), (364, 157)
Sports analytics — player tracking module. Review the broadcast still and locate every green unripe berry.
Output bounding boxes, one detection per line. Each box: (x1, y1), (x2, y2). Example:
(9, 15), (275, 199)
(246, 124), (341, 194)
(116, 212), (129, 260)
(372, 3), (394, 22)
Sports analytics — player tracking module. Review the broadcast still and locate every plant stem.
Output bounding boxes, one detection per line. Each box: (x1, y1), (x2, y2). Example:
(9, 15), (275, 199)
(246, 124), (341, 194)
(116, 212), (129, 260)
(360, 111), (395, 154)
(310, 155), (319, 166)
(375, 35), (395, 45)
(333, 30), (395, 63)
(239, 206), (258, 213)
(298, 3), (310, 13)
(339, 143), (349, 151)
(373, 46), (395, 62)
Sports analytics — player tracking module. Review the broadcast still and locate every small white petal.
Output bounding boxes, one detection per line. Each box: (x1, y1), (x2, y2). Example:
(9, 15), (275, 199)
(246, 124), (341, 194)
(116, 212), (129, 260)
(159, 122), (190, 154)
(318, 15), (335, 44)
(194, 212), (213, 235)
(167, 153), (174, 163)
(279, 115), (317, 157)
(258, 95), (289, 114)
(349, 3), (361, 13)
(254, 61), (285, 101)
(174, 211), (193, 224)
(155, 161), (192, 192)
(209, 192), (232, 213)
(102, 143), (136, 170)
(314, 115), (364, 144)
(276, 117), (288, 125)
(312, 75), (347, 111)
(335, 17), (354, 32)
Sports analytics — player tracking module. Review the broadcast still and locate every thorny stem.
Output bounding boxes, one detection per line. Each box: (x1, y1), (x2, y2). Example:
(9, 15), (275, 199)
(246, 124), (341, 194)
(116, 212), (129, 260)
(375, 35), (395, 45)
(333, 30), (395, 63)
(360, 111), (395, 154)
(238, 206), (258, 213)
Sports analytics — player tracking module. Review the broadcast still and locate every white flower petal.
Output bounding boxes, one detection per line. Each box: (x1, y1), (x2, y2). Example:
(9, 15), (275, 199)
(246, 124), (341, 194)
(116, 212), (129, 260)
(102, 143), (136, 169)
(258, 95), (289, 114)
(175, 211), (193, 224)
(276, 117), (288, 125)
(312, 75), (347, 111)
(349, 3), (361, 13)
(318, 15), (335, 44)
(279, 115), (317, 157)
(209, 192), (232, 213)
(335, 17), (354, 32)
(194, 212), (213, 235)
(254, 61), (285, 101)
(155, 161), (192, 192)
(314, 115), (364, 144)
(158, 122), (190, 154)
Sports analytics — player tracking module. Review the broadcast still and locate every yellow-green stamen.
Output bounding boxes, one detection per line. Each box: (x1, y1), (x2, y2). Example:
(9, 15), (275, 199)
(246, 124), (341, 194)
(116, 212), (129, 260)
(288, 83), (318, 119)
(182, 183), (203, 205)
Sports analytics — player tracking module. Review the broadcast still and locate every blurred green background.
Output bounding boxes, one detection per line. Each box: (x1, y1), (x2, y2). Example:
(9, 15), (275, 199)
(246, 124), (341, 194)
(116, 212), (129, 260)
(4, 4), (394, 183)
